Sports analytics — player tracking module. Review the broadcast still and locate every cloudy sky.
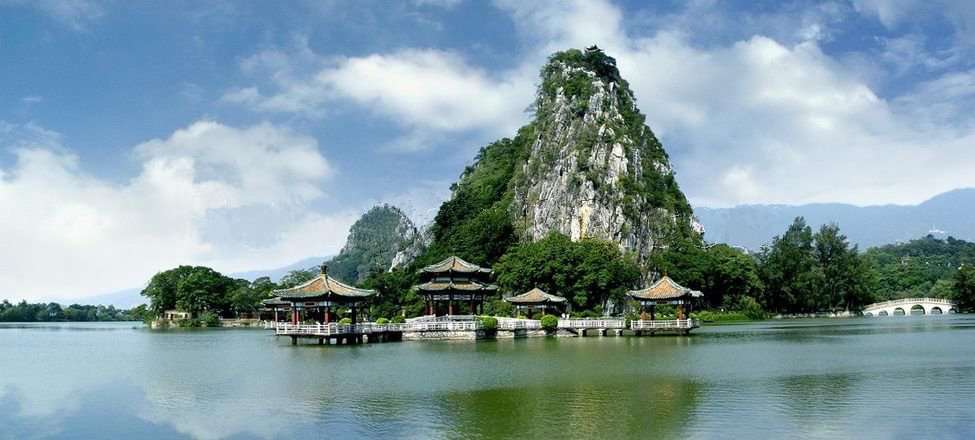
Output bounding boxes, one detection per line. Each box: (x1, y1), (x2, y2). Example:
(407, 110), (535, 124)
(2, 0), (974, 301)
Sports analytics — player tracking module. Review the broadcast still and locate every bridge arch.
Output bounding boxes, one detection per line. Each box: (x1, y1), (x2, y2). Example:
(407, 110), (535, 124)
(910, 305), (925, 315)
(948, 308), (957, 314)
(930, 307), (943, 315)
(878, 310), (888, 316)
(893, 307), (906, 315)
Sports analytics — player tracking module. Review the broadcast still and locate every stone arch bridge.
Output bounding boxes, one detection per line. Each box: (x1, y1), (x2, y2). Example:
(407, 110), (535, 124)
(862, 298), (957, 316)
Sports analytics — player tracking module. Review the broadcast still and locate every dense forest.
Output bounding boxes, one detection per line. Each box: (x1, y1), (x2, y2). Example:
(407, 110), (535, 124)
(866, 235), (975, 300)
(0, 300), (147, 322)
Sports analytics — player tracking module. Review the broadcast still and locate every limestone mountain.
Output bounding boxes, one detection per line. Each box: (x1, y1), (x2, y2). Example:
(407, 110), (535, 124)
(327, 204), (417, 282)
(422, 48), (699, 270)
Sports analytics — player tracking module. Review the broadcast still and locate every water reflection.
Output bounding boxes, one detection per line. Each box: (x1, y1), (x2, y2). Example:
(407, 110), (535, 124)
(2, 318), (975, 439)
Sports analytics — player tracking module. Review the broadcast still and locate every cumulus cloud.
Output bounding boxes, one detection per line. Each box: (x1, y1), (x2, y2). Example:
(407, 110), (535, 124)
(497, 0), (975, 207)
(224, 43), (535, 151)
(0, 121), (358, 301)
(221, 0), (975, 207)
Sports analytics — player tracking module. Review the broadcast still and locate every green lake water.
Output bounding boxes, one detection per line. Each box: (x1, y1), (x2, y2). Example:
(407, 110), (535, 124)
(2, 316), (974, 439)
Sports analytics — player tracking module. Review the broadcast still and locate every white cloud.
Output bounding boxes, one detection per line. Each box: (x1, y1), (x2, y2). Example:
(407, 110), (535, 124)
(220, 0), (975, 207)
(224, 44), (535, 151)
(0, 121), (358, 302)
(495, 0), (975, 207)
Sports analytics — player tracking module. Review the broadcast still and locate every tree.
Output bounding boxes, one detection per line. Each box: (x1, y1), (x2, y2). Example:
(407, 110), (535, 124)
(141, 266), (236, 316)
(708, 244), (764, 309)
(951, 264), (975, 312)
(279, 268), (318, 289)
(360, 267), (420, 319)
(495, 232), (641, 314)
(757, 217), (818, 313)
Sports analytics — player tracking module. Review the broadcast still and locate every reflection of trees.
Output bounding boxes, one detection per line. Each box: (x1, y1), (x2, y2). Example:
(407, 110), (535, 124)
(437, 376), (701, 438)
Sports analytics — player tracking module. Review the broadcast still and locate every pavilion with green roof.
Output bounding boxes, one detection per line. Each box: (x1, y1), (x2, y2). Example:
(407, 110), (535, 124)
(271, 263), (376, 326)
(412, 256), (498, 316)
(504, 287), (567, 318)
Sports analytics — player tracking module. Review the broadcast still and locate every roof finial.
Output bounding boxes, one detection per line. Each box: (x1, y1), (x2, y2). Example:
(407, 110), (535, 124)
(320, 263), (328, 276)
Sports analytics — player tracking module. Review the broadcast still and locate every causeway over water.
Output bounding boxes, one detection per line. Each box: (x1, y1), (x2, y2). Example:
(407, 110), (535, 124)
(2, 316), (974, 439)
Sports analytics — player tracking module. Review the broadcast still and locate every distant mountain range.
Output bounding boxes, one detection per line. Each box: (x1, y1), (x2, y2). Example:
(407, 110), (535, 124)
(694, 188), (975, 251)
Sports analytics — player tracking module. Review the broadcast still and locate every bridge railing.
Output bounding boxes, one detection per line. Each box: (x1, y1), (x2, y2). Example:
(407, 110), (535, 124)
(558, 318), (626, 329)
(274, 322), (406, 335)
(497, 319), (542, 330)
(630, 319), (700, 330)
(863, 297), (956, 310)
(406, 314), (478, 323)
(402, 320), (481, 331)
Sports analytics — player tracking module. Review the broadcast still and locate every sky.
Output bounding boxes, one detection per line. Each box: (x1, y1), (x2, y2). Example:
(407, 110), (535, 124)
(2, 0), (974, 301)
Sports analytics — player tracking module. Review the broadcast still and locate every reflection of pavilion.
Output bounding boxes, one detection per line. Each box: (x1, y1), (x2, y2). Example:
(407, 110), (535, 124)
(271, 264), (375, 325)
(504, 287), (567, 318)
(412, 256), (498, 316)
(627, 276), (702, 334)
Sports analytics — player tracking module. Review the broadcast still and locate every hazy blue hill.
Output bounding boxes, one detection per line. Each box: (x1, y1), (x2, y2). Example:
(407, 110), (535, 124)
(695, 188), (975, 250)
(229, 256), (330, 282)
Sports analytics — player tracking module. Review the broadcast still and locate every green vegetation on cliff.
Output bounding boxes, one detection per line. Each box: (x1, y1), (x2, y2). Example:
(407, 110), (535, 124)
(328, 204), (417, 282)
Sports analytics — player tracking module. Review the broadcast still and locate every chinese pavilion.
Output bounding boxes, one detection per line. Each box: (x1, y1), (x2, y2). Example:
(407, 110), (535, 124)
(260, 297), (291, 323)
(412, 256), (498, 316)
(271, 264), (376, 326)
(627, 276), (703, 320)
(504, 287), (567, 318)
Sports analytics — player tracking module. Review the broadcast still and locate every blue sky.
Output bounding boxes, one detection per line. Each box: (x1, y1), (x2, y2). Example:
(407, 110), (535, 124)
(2, 0), (974, 301)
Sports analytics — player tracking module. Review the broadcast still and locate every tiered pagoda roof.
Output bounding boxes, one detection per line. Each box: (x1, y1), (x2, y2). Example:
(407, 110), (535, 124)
(414, 256), (497, 293)
(420, 256), (493, 275)
(505, 287), (566, 304)
(272, 265), (376, 302)
(627, 276), (703, 300)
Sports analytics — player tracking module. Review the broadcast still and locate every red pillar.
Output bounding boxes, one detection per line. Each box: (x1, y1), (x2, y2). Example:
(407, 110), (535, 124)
(274, 309), (279, 322)
(350, 305), (357, 329)
(292, 307), (298, 325)
(650, 305), (655, 321)
(448, 296), (454, 315)
(324, 306), (330, 324)
(469, 297), (475, 315)
(640, 304), (647, 321)
(427, 298), (433, 316)
(678, 304), (684, 320)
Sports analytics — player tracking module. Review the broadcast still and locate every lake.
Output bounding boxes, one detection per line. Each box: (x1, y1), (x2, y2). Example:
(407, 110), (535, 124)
(2, 316), (974, 439)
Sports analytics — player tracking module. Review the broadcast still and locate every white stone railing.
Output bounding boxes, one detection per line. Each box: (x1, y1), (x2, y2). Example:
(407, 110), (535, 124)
(402, 320), (481, 331)
(406, 314), (477, 323)
(630, 319), (700, 330)
(274, 322), (405, 335)
(863, 298), (955, 310)
(558, 318), (626, 329)
(497, 318), (542, 330)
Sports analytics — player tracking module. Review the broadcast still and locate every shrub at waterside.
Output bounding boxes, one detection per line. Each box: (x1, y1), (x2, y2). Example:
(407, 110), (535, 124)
(375, 317), (389, 324)
(201, 311), (221, 327)
(540, 314), (558, 330)
(339, 317), (352, 325)
(478, 316), (498, 331)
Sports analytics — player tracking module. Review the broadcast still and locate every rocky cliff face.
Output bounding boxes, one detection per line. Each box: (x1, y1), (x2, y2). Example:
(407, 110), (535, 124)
(327, 204), (417, 282)
(389, 223), (433, 271)
(395, 48), (700, 271)
(509, 48), (698, 263)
